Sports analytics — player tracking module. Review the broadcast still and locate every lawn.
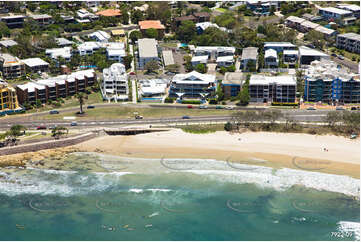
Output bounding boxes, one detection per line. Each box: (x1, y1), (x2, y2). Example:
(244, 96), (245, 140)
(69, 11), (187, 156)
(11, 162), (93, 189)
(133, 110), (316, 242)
(35, 106), (235, 121)
(215, 8), (227, 13)
(180, 124), (225, 134)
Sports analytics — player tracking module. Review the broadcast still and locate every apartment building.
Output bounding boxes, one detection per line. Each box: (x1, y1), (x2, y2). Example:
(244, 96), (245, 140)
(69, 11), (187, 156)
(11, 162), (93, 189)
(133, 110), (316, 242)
(169, 71), (216, 100)
(0, 80), (20, 114)
(222, 72), (246, 98)
(240, 47), (258, 71)
(264, 49), (278, 68)
(45, 47), (72, 61)
(101, 63), (128, 101)
(194, 46), (236, 63)
(138, 38), (159, 70)
(30, 14), (53, 25)
(246, 0), (280, 16)
(285, 16), (337, 37)
(249, 75), (296, 103)
(0, 53), (25, 79)
(77, 42), (102, 56)
(283, 50), (299, 66)
(88, 30), (110, 43)
(336, 33), (360, 54)
(298, 46), (329, 65)
(318, 7), (353, 20)
(264, 42), (297, 53)
(105, 42), (126, 62)
(22, 58), (49, 73)
(139, 79), (168, 98)
(0, 15), (26, 28)
(16, 69), (96, 105)
(337, 4), (360, 18)
(304, 60), (360, 104)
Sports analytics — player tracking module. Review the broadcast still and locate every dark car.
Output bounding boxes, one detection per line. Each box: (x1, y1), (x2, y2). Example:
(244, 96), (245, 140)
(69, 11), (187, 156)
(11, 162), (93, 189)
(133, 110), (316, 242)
(87, 105), (95, 109)
(49, 110), (59, 114)
(331, 53), (337, 57)
(36, 126), (47, 130)
(307, 107), (317, 110)
(351, 107), (359, 111)
(182, 115), (190, 119)
(216, 105), (224, 109)
(71, 121), (77, 126)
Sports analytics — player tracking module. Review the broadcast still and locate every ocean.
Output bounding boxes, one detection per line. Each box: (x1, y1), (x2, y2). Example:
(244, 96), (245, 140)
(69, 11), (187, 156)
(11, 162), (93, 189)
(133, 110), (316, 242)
(0, 153), (359, 241)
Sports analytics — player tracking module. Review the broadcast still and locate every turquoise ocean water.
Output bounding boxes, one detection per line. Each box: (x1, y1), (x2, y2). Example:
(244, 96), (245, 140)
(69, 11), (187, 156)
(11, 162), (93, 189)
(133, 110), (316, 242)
(0, 153), (359, 241)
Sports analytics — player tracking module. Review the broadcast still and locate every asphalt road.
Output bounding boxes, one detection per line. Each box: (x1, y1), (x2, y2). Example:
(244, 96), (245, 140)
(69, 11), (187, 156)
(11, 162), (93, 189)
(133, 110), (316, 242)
(331, 56), (359, 74)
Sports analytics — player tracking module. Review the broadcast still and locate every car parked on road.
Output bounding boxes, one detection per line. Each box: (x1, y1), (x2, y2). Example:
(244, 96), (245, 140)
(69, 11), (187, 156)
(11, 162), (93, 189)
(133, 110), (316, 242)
(225, 106), (234, 110)
(87, 105), (95, 109)
(307, 107), (317, 110)
(182, 115), (190, 119)
(49, 110), (59, 114)
(36, 126), (47, 130)
(338, 55), (345, 60)
(71, 121), (77, 126)
(336, 106), (345, 111)
(199, 105), (208, 109)
(135, 115), (143, 119)
(216, 105), (224, 109)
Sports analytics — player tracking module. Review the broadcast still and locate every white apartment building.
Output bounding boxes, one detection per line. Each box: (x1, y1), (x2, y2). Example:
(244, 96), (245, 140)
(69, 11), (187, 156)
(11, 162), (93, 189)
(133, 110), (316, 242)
(88, 30), (110, 43)
(249, 75), (296, 103)
(77, 42), (102, 56)
(45, 47), (72, 61)
(138, 38), (159, 70)
(105, 42), (126, 62)
(194, 46), (236, 60)
(101, 63), (128, 101)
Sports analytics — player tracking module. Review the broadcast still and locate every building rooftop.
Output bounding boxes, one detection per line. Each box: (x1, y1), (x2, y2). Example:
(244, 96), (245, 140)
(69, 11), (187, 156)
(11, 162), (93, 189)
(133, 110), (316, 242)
(22, 58), (49, 67)
(337, 4), (361, 12)
(172, 71), (216, 85)
(264, 42), (296, 48)
(286, 15), (306, 24)
(191, 55), (208, 62)
(216, 56), (234, 62)
(96, 9), (121, 17)
(0, 39), (17, 47)
(193, 12), (211, 18)
(138, 38), (158, 58)
(88, 30), (110, 42)
(45, 47), (72, 59)
(138, 20), (165, 30)
(319, 7), (352, 15)
(111, 29), (125, 36)
(196, 22), (219, 31)
(338, 32), (360, 41)
(31, 14), (52, 19)
(0, 53), (23, 67)
(265, 49), (277, 58)
(223, 72), (245, 86)
(283, 50), (299, 55)
(314, 26), (336, 35)
(300, 20), (320, 29)
(195, 46), (236, 53)
(140, 79), (168, 96)
(175, 15), (196, 22)
(162, 50), (174, 66)
(298, 46), (329, 57)
(56, 38), (73, 46)
(241, 47), (258, 60)
(1, 15), (26, 20)
(250, 75), (296, 85)
(305, 60), (358, 81)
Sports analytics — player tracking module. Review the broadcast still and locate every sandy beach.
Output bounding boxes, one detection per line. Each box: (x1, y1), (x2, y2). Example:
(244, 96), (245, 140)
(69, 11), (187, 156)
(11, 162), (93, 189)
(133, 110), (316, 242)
(76, 129), (360, 178)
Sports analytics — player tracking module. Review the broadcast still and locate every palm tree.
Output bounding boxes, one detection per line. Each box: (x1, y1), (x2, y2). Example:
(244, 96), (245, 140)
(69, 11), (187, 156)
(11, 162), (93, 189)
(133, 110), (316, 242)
(75, 92), (88, 114)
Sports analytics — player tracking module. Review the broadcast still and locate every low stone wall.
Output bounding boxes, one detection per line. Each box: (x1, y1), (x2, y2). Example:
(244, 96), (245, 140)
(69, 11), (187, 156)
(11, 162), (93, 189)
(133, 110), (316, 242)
(0, 133), (96, 156)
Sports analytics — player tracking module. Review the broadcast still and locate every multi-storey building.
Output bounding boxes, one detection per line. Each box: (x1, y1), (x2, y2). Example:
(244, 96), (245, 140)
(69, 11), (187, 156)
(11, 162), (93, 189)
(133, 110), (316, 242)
(264, 42), (297, 53)
(249, 75), (296, 103)
(0, 53), (25, 79)
(222, 72), (246, 98)
(169, 71), (216, 101)
(22, 58), (49, 74)
(0, 15), (26, 28)
(304, 60), (360, 104)
(138, 38), (159, 70)
(318, 7), (353, 20)
(336, 33), (360, 54)
(240, 47), (258, 71)
(30, 14), (53, 25)
(194, 46), (236, 60)
(264, 49), (278, 68)
(101, 63), (128, 101)
(45, 47), (72, 62)
(16, 69), (96, 105)
(0, 80), (21, 114)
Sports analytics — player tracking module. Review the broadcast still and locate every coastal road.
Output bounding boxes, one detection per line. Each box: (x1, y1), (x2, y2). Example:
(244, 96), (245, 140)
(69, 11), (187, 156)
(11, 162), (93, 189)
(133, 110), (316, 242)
(0, 111), (337, 130)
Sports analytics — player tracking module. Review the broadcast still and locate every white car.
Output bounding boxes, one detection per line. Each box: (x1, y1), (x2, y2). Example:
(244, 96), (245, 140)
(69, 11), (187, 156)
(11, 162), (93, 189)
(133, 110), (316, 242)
(225, 106), (235, 110)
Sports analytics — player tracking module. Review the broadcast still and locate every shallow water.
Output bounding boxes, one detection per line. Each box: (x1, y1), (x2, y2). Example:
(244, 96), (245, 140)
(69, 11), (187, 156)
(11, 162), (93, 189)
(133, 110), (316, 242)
(0, 153), (359, 241)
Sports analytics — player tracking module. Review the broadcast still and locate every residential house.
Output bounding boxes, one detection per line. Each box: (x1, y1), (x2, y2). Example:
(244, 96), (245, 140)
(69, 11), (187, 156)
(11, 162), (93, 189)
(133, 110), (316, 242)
(101, 63), (128, 101)
(137, 38), (159, 70)
(169, 71), (216, 101)
(30, 14), (53, 25)
(139, 79), (168, 98)
(56, 38), (73, 47)
(222, 72), (245, 98)
(88, 30), (110, 42)
(298, 46), (329, 65)
(264, 49), (278, 68)
(191, 55), (208, 66)
(0, 40), (17, 48)
(283, 50), (298, 67)
(96, 9), (122, 18)
(77, 42), (102, 56)
(45, 47), (72, 62)
(22, 58), (49, 73)
(240, 47), (258, 71)
(193, 12), (211, 22)
(196, 22), (219, 34)
(336, 33), (360, 54)
(138, 20), (165, 38)
(105, 42), (126, 62)
(264, 42), (297, 53)
(216, 56), (234, 68)
(0, 53), (25, 79)
(249, 74), (296, 103)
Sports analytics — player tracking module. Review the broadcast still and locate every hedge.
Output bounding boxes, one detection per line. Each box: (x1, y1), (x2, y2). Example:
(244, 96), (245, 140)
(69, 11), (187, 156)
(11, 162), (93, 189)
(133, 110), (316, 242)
(182, 100), (201, 104)
(165, 97), (176, 103)
(209, 99), (218, 105)
(271, 102), (298, 106)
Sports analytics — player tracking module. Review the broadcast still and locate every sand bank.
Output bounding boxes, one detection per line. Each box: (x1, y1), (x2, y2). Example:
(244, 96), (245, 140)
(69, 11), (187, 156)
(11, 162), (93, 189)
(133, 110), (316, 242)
(76, 129), (360, 178)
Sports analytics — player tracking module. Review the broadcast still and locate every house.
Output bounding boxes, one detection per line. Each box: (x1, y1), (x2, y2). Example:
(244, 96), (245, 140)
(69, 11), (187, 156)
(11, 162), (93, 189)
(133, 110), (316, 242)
(56, 38), (73, 47)
(318, 7), (353, 20)
(76, 9), (99, 21)
(222, 72), (245, 98)
(298, 46), (329, 65)
(299, 20), (320, 32)
(302, 13), (323, 22)
(61, 15), (75, 24)
(105, 42), (126, 62)
(30, 14), (53, 25)
(304, 60), (359, 104)
(264, 49), (278, 68)
(16, 69), (96, 105)
(139, 79), (168, 97)
(240, 47), (258, 71)
(0, 80), (21, 114)
(249, 74), (296, 103)
(22, 58), (49, 73)
(191, 55), (208, 66)
(264, 42), (297, 53)
(337, 4), (360, 18)
(0, 39), (17, 48)
(88, 30), (110, 42)
(101, 63), (128, 101)
(77, 42), (102, 56)
(169, 71), (216, 101)
(0, 54), (25, 79)
(162, 50), (175, 67)
(138, 20), (165, 38)
(196, 22), (219, 34)
(194, 46), (236, 60)
(283, 50), (299, 66)
(216, 56), (234, 68)
(111, 29), (125, 37)
(96, 9), (122, 18)
(174, 15), (197, 27)
(0, 15), (26, 28)
(45, 47), (72, 62)
(337, 33), (360, 54)
(246, 0), (280, 16)
(193, 12), (211, 22)
(138, 38), (159, 70)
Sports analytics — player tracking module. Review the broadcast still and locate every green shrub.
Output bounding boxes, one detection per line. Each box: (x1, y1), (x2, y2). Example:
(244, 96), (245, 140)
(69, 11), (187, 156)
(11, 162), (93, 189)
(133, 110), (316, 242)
(182, 100), (201, 104)
(165, 97), (175, 103)
(221, 101), (226, 105)
(209, 99), (218, 104)
(271, 102), (298, 107)
(224, 122), (233, 131)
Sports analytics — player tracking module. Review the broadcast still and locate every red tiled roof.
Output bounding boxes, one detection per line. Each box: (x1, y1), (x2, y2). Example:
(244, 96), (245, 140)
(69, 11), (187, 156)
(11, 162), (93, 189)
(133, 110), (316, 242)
(96, 9), (121, 17)
(138, 20), (165, 30)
